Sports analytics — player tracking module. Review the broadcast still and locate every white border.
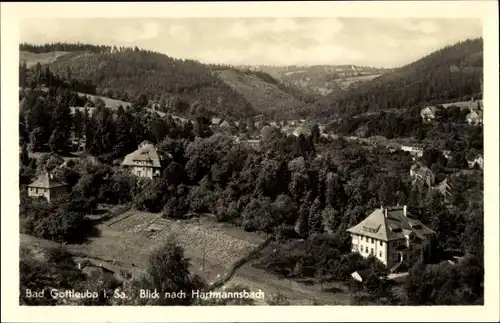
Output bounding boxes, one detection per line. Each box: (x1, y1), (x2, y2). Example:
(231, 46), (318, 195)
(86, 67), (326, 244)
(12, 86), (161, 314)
(1, 1), (499, 322)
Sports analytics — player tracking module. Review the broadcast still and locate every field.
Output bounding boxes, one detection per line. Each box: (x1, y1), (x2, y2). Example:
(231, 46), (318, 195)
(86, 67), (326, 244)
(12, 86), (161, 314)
(76, 92), (132, 109)
(334, 74), (382, 89)
(20, 51), (70, 68)
(215, 69), (306, 116)
(22, 208), (352, 305)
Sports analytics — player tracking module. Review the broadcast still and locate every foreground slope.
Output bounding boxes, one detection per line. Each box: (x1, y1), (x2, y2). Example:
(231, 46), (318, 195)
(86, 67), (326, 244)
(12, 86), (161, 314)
(311, 38), (483, 120)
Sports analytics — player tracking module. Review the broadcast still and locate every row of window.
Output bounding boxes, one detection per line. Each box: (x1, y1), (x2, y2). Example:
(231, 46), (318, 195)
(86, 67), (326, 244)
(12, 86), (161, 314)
(353, 244), (383, 258)
(359, 235), (384, 246)
(29, 187), (47, 194)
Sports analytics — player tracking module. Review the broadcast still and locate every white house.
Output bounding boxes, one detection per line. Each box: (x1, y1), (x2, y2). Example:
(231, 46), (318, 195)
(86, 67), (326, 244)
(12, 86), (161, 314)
(121, 141), (162, 179)
(346, 205), (436, 272)
(27, 172), (68, 203)
(468, 154), (484, 170)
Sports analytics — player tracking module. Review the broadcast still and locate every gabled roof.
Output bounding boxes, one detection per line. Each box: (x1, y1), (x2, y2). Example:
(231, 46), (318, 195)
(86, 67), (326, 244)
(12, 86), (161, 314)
(121, 142), (161, 168)
(346, 206), (436, 242)
(28, 172), (67, 189)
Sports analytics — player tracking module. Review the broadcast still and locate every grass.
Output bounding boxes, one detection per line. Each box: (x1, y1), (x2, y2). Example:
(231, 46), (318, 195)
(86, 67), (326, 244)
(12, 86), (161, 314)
(215, 69), (305, 116)
(335, 74), (382, 89)
(76, 92), (132, 109)
(20, 51), (70, 68)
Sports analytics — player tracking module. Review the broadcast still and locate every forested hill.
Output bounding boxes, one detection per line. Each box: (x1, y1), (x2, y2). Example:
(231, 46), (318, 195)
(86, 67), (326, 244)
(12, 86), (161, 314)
(20, 42), (317, 120)
(20, 43), (257, 120)
(311, 38), (484, 120)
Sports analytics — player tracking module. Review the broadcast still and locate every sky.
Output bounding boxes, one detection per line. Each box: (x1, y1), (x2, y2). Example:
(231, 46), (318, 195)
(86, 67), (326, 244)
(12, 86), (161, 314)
(20, 18), (482, 68)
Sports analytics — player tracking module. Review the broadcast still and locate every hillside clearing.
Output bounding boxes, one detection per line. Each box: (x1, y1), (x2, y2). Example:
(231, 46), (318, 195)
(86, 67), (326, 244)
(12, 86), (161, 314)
(215, 69), (305, 116)
(20, 51), (70, 68)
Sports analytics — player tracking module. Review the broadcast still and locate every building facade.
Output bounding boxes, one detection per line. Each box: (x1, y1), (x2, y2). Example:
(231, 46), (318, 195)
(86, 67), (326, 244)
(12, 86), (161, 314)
(27, 172), (68, 203)
(346, 205), (436, 272)
(121, 141), (162, 179)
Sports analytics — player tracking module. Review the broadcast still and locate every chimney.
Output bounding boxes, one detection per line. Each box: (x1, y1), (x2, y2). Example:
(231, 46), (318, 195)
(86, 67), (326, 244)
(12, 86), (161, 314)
(403, 205), (407, 217)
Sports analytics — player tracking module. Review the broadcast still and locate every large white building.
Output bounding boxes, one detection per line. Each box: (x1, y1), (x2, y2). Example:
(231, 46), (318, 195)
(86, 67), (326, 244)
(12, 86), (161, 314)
(346, 205), (436, 272)
(121, 141), (162, 179)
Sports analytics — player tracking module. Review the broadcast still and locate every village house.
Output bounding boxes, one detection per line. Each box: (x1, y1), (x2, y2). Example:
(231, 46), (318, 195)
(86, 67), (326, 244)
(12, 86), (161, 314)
(467, 154), (484, 170)
(420, 106), (440, 122)
(292, 126), (310, 137)
(244, 139), (261, 149)
(27, 171), (68, 203)
(410, 163), (436, 187)
(400, 144), (425, 158)
(442, 150), (452, 160)
(121, 141), (162, 179)
(346, 205), (436, 272)
(211, 117), (222, 127)
(466, 110), (483, 125)
(219, 120), (232, 132)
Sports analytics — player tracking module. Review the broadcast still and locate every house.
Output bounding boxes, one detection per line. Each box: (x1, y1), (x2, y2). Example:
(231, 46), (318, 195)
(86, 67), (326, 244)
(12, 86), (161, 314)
(292, 126), (309, 137)
(400, 145), (424, 158)
(442, 150), (452, 160)
(410, 163), (436, 187)
(121, 141), (162, 179)
(466, 110), (483, 125)
(27, 172), (68, 203)
(420, 106), (440, 122)
(467, 154), (484, 170)
(69, 106), (95, 116)
(244, 139), (261, 149)
(219, 120), (232, 132)
(346, 205), (436, 272)
(211, 117), (222, 126)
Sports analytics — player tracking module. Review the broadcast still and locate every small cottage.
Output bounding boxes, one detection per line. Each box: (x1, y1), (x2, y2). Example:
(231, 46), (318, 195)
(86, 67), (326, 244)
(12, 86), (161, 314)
(27, 172), (68, 203)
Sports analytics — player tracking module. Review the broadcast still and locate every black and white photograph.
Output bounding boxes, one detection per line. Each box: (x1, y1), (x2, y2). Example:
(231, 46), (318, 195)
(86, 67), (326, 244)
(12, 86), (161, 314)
(2, 1), (499, 322)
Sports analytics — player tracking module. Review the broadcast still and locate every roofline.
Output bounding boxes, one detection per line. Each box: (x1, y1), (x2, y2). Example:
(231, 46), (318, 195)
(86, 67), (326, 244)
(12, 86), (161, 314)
(27, 183), (67, 188)
(121, 163), (161, 168)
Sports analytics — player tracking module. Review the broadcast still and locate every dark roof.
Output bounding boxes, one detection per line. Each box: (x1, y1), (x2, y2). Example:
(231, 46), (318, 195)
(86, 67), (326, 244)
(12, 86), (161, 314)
(346, 206), (436, 242)
(28, 172), (67, 189)
(121, 142), (161, 168)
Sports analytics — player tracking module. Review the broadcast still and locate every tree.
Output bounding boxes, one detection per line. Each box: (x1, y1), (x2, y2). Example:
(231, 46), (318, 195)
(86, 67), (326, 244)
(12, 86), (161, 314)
(144, 241), (202, 305)
(311, 124), (321, 143)
(113, 108), (136, 158)
(308, 197), (323, 233)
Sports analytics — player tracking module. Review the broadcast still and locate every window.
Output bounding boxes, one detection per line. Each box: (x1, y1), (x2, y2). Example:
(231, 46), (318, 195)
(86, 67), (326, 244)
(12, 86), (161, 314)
(371, 248), (374, 255)
(379, 251), (382, 257)
(371, 238), (374, 244)
(360, 236), (363, 241)
(380, 241), (383, 246)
